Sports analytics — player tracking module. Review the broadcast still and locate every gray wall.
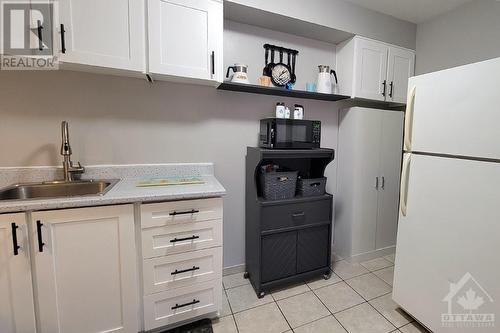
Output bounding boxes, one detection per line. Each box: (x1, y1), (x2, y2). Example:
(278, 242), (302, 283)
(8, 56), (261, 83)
(416, 0), (500, 74)
(0, 70), (341, 269)
(227, 0), (417, 49)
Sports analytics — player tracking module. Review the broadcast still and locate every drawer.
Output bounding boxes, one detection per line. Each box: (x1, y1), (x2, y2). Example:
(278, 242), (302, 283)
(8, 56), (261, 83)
(141, 198), (223, 228)
(142, 219), (222, 259)
(261, 197), (332, 231)
(143, 247), (222, 295)
(143, 279), (222, 331)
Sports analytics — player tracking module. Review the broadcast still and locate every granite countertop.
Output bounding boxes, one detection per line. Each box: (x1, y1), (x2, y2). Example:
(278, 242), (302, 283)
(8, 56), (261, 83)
(0, 163), (226, 214)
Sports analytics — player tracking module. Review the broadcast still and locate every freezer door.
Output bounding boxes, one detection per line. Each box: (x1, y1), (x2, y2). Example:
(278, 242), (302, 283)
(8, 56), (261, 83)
(394, 153), (500, 333)
(405, 57), (500, 160)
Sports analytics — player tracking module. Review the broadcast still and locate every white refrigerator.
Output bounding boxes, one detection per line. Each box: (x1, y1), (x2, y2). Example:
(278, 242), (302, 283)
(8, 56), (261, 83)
(393, 57), (500, 333)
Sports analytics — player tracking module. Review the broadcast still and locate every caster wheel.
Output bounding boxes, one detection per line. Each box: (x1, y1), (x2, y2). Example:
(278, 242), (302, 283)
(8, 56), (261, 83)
(243, 272), (250, 279)
(323, 271), (332, 280)
(258, 291), (265, 299)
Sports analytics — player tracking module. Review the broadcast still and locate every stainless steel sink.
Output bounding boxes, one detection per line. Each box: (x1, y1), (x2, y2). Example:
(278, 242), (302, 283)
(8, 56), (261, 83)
(0, 179), (119, 201)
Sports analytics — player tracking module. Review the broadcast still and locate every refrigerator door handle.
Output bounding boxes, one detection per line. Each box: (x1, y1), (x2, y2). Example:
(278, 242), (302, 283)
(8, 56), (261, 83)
(400, 154), (412, 216)
(404, 86), (416, 151)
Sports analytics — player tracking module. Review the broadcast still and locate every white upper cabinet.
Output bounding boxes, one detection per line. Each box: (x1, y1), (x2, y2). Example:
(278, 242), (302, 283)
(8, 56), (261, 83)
(32, 205), (138, 333)
(57, 0), (145, 72)
(148, 0), (223, 83)
(337, 36), (415, 103)
(353, 38), (388, 101)
(387, 47), (415, 103)
(0, 213), (36, 333)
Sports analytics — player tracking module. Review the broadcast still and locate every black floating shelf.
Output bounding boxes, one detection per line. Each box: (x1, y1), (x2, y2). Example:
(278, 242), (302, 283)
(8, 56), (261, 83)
(218, 82), (351, 102)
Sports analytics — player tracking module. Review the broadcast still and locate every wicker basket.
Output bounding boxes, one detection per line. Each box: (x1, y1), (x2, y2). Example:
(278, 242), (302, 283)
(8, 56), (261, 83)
(260, 171), (298, 200)
(297, 177), (326, 197)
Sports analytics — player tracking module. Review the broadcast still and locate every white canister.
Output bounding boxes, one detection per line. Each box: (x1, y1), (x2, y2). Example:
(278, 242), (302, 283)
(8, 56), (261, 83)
(275, 103), (286, 118)
(284, 107), (291, 119)
(293, 105), (304, 119)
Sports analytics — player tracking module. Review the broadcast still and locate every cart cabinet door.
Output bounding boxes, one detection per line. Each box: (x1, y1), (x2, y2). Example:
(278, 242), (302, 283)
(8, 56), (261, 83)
(297, 225), (329, 274)
(261, 231), (297, 283)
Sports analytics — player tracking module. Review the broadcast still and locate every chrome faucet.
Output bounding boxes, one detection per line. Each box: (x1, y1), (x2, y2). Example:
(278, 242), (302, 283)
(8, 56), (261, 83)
(60, 121), (84, 181)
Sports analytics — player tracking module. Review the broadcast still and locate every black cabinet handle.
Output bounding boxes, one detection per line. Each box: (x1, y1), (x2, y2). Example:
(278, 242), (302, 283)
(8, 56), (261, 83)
(389, 81), (394, 98)
(11, 223), (20, 256)
(171, 299), (200, 310)
(170, 235), (200, 243)
(382, 80), (387, 97)
(60, 24), (66, 54)
(211, 51), (215, 75)
(36, 220), (45, 252)
(171, 266), (200, 275)
(37, 20), (43, 51)
(292, 212), (305, 218)
(169, 209), (199, 216)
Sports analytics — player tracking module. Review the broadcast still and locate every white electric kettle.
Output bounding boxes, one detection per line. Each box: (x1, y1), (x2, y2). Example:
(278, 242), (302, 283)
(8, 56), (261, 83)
(226, 64), (250, 84)
(316, 65), (338, 94)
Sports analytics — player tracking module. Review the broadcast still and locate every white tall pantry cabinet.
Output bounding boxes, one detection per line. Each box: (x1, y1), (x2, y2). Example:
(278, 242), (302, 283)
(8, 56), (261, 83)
(337, 36), (415, 103)
(335, 107), (404, 260)
(0, 214), (36, 333)
(32, 205), (138, 333)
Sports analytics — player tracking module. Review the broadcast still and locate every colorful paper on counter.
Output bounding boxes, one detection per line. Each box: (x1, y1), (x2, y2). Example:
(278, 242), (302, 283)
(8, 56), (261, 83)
(136, 177), (205, 187)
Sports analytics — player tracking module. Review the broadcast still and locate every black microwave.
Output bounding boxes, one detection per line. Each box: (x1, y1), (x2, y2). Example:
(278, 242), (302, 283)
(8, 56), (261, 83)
(259, 118), (321, 149)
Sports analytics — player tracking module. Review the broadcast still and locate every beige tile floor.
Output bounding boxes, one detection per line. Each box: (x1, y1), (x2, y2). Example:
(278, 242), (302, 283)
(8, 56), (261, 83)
(213, 256), (432, 333)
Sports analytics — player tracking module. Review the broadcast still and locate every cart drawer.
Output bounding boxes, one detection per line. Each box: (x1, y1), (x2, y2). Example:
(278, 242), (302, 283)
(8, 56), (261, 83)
(141, 198), (223, 228)
(143, 247), (222, 295)
(143, 279), (221, 331)
(142, 219), (222, 259)
(261, 197), (331, 231)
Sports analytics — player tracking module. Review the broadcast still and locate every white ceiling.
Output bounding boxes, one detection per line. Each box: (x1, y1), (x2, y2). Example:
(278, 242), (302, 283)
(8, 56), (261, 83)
(345, 0), (474, 23)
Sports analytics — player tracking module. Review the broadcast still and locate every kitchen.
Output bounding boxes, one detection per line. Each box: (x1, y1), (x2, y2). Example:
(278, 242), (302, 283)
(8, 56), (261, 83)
(0, 1), (499, 333)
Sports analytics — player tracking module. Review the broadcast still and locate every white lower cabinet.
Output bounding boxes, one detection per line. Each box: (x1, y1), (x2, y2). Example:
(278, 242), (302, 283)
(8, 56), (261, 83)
(144, 280), (221, 331)
(0, 213), (36, 333)
(143, 247), (222, 294)
(32, 205), (139, 333)
(141, 199), (223, 331)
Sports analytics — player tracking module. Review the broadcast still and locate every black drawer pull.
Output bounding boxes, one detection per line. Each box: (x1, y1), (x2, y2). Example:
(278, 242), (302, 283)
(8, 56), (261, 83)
(36, 220), (45, 252)
(170, 235), (200, 243)
(292, 212), (305, 218)
(171, 266), (200, 275)
(169, 209), (200, 216)
(171, 299), (200, 310)
(60, 24), (66, 54)
(11, 223), (20, 256)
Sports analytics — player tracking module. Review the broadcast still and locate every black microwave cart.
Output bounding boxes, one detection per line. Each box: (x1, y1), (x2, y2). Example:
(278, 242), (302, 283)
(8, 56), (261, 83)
(245, 147), (335, 298)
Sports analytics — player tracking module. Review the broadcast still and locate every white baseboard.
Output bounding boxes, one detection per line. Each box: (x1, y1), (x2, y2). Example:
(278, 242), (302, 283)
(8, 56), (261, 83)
(223, 264), (245, 276)
(340, 246), (396, 263)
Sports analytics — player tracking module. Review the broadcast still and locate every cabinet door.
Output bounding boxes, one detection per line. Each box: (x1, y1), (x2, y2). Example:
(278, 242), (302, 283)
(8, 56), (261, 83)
(297, 225), (330, 273)
(32, 205), (138, 333)
(58, 0), (145, 71)
(354, 38), (388, 101)
(0, 213), (36, 333)
(148, 0), (223, 81)
(261, 231), (296, 283)
(375, 111), (404, 249)
(387, 47), (415, 103)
